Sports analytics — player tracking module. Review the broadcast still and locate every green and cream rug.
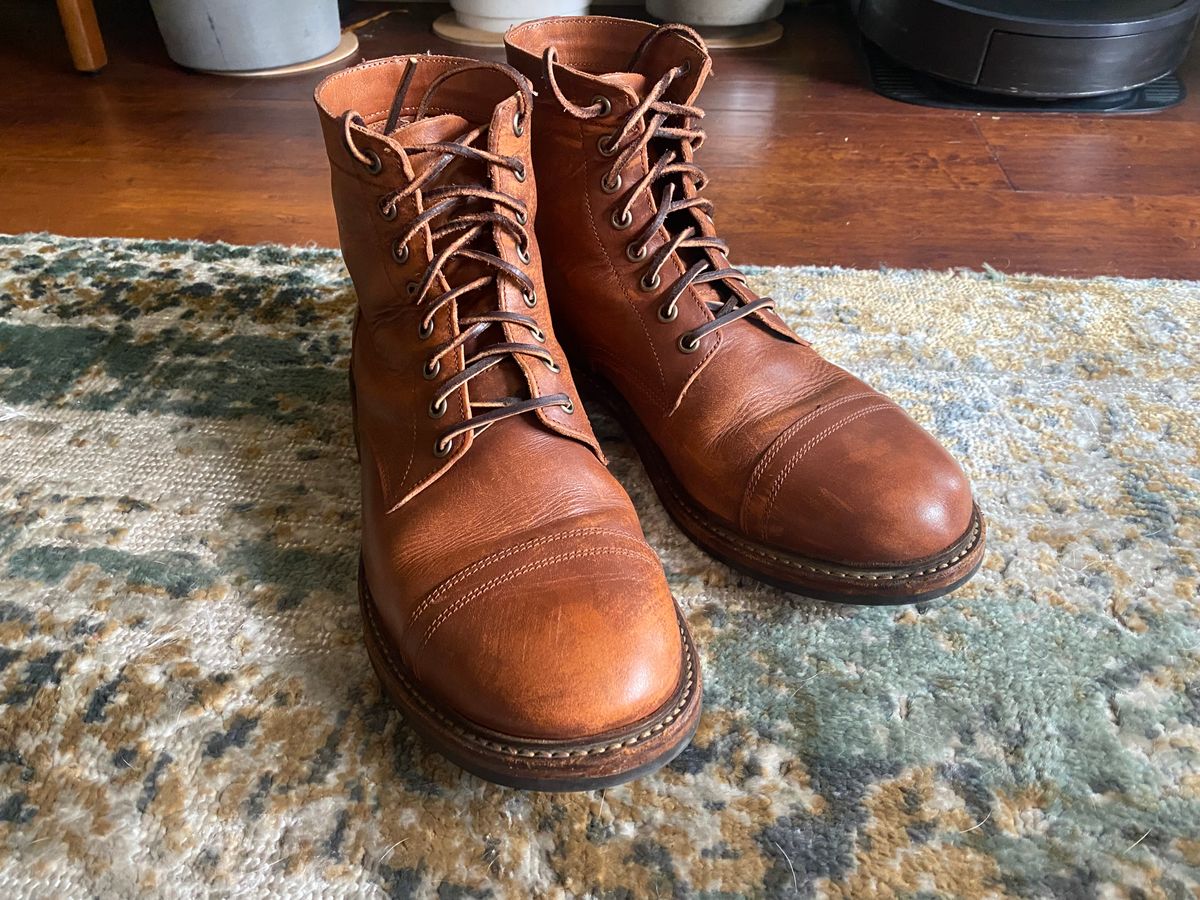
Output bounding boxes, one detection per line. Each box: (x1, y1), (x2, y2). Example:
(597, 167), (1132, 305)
(0, 233), (1197, 898)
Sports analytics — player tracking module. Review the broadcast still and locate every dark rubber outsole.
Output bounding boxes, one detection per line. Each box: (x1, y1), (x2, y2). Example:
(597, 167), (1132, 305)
(576, 370), (987, 606)
(359, 565), (703, 791)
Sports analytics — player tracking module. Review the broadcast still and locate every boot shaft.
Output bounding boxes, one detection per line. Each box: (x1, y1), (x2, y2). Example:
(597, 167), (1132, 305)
(313, 56), (599, 509)
(505, 18), (801, 412)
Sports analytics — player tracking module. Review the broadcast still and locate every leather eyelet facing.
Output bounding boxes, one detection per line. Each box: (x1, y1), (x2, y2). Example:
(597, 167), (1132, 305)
(516, 209), (528, 226)
(600, 173), (622, 195)
(392, 242), (409, 264)
(422, 358), (440, 380)
(543, 359), (561, 373)
(514, 164), (526, 183)
(560, 400), (575, 414)
(657, 303), (678, 323)
(678, 333), (701, 354)
(433, 437), (453, 458)
(513, 111), (524, 137)
(640, 272), (661, 292)
(418, 319), (434, 340)
(597, 134), (619, 157)
(531, 327), (546, 343)
(360, 149), (382, 175)
(611, 209), (633, 230)
(517, 244), (532, 265)
(406, 281), (420, 297)
(522, 289), (537, 308)
(591, 95), (612, 117)
(378, 199), (397, 222)
(626, 242), (647, 262)
(428, 397), (448, 419)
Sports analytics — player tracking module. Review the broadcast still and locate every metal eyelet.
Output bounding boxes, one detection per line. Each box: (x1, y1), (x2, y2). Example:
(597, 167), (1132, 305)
(433, 437), (453, 458)
(429, 397), (447, 418)
(531, 327), (545, 343)
(516, 209), (528, 225)
(657, 303), (678, 323)
(597, 134), (619, 157)
(392, 242), (409, 264)
(360, 149), (382, 175)
(591, 95), (612, 117)
(600, 173), (622, 194)
(422, 358), (440, 380)
(678, 333), (701, 354)
(543, 359), (560, 373)
(517, 244), (532, 264)
(640, 272), (661, 292)
(680, 59), (692, 75)
(561, 400), (574, 414)
(418, 319), (434, 340)
(611, 209), (633, 230)
(513, 111), (524, 137)
(522, 289), (537, 308)
(514, 164), (526, 183)
(626, 242), (647, 262)
(406, 281), (420, 297)
(379, 199), (397, 221)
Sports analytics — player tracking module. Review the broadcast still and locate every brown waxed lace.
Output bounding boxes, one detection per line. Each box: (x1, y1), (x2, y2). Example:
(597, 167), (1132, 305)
(341, 60), (569, 457)
(543, 34), (775, 352)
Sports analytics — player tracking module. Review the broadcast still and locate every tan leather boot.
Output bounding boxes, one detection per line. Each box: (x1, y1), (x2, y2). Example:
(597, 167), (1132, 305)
(314, 56), (700, 789)
(506, 18), (985, 604)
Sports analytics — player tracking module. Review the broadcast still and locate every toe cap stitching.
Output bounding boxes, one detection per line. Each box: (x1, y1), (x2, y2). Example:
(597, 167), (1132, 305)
(759, 402), (899, 539)
(420, 545), (661, 650)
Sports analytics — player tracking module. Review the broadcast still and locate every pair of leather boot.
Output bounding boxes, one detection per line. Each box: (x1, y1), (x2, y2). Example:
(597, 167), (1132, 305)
(313, 16), (986, 790)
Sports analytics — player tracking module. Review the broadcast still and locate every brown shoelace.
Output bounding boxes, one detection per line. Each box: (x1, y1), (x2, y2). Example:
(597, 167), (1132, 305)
(341, 61), (569, 457)
(543, 27), (775, 354)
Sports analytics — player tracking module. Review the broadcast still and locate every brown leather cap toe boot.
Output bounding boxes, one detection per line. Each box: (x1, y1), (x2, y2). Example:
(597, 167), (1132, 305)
(506, 18), (985, 604)
(315, 56), (700, 789)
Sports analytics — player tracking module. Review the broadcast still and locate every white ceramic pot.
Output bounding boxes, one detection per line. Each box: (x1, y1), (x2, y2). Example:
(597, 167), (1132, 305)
(646, 0), (784, 26)
(149, 0), (341, 72)
(449, 0), (589, 34)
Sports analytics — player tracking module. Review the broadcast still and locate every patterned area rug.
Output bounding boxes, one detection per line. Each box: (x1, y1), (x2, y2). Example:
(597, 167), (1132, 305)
(1, 233), (1197, 898)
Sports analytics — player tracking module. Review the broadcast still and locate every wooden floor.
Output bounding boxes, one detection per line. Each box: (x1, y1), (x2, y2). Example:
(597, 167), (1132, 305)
(3, 0), (1199, 279)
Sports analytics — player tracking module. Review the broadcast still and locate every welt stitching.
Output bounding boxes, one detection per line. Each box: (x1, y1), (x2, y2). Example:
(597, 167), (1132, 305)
(408, 527), (633, 625)
(660, 465), (984, 581)
(761, 403), (898, 535)
(421, 546), (657, 647)
(366, 591), (696, 758)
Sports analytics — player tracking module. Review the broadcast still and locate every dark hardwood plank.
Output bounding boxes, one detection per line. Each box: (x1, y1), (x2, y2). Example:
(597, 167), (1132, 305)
(1, 0), (1198, 279)
(975, 118), (1200, 197)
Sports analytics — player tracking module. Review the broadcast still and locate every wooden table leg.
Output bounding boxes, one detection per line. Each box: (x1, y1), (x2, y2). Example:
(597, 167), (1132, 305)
(57, 0), (107, 73)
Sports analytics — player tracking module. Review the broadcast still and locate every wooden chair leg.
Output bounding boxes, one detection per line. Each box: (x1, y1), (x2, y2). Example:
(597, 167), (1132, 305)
(57, 0), (107, 73)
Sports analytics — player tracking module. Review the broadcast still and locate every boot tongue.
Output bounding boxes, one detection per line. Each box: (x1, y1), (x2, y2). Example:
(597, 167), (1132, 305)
(395, 114), (527, 406)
